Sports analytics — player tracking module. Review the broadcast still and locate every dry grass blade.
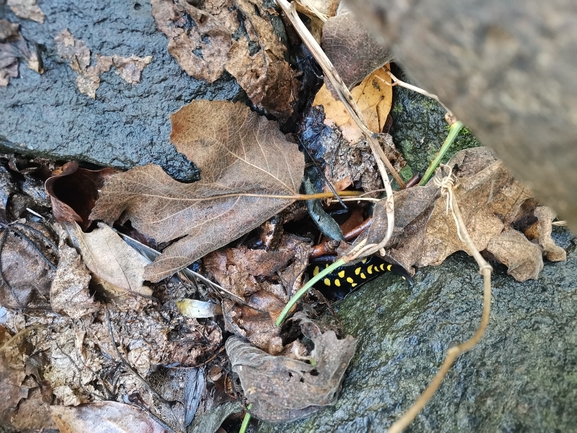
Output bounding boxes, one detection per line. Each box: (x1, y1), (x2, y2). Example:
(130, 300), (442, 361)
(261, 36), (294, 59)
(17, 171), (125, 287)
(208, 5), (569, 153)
(389, 167), (493, 433)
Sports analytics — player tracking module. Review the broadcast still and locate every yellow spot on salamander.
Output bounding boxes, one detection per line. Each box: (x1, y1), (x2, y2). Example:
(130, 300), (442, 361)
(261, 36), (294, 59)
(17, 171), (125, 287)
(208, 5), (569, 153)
(355, 267), (361, 276)
(338, 270), (345, 278)
(346, 277), (354, 284)
(351, 282), (358, 287)
(361, 258), (367, 264)
(313, 266), (320, 276)
(335, 279), (341, 287)
(367, 264), (374, 274)
(323, 278), (331, 286)
(387, 264), (393, 271)
(380, 263), (386, 271)
(360, 272), (367, 279)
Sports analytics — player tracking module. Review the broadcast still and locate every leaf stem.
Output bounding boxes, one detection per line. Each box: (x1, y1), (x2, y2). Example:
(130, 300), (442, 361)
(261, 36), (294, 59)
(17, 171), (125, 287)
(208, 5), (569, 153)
(419, 121), (464, 186)
(276, 258), (345, 326)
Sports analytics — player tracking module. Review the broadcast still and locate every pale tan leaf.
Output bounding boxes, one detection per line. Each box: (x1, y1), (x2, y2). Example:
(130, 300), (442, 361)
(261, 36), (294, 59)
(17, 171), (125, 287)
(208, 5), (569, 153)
(91, 100), (304, 282)
(67, 222), (152, 299)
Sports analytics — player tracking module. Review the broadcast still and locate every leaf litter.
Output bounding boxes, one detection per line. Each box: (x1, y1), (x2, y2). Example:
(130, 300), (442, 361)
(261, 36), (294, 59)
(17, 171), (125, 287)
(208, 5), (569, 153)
(0, 2), (570, 432)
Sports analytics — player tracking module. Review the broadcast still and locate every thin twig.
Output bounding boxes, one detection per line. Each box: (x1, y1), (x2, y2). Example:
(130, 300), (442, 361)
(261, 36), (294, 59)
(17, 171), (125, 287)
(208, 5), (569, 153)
(388, 168), (492, 433)
(277, 0), (397, 262)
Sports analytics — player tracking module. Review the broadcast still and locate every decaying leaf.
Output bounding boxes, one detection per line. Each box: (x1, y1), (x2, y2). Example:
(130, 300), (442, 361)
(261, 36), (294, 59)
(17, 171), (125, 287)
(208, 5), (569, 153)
(361, 147), (566, 282)
(300, 106), (405, 191)
(51, 401), (167, 433)
(322, 13), (392, 89)
(226, 316), (357, 422)
(313, 67), (393, 143)
(54, 30), (152, 98)
(533, 206), (567, 262)
(0, 222), (57, 309)
(0, 19), (43, 86)
(7, 0), (45, 23)
(50, 237), (99, 319)
(151, 0), (298, 118)
(66, 222), (153, 301)
(0, 328), (57, 431)
(45, 161), (116, 230)
(91, 100), (305, 282)
(204, 234), (310, 354)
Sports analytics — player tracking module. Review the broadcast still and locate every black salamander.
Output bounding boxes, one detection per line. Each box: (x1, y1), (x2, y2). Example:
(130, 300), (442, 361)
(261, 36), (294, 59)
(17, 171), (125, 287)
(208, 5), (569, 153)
(311, 256), (413, 300)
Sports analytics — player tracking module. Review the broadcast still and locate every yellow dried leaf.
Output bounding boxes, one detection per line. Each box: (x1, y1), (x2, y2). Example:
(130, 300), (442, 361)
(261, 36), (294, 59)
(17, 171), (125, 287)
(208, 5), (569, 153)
(312, 67), (393, 142)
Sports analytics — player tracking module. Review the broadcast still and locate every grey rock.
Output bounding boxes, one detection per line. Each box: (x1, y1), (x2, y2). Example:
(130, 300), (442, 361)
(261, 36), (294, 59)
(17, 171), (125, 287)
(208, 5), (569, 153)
(258, 228), (577, 432)
(0, 0), (245, 181)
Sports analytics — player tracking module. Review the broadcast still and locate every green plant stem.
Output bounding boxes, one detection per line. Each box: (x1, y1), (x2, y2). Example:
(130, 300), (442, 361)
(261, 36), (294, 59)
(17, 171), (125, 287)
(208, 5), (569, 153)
(275, 259), (346, 326)
(239, 404), (252, 433)
(419, 121), (464, 186)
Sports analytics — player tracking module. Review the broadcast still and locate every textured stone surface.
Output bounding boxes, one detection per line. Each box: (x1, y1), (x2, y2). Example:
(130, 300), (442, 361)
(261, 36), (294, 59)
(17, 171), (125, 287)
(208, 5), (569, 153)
(348, 0), (577, 234)
(0, 0), (245, 181)
(259, 228), (577, 432)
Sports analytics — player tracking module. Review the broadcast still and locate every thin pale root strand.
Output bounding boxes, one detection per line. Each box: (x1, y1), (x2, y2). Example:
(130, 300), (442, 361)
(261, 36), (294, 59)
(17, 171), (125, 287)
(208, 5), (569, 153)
(389, 169), (493, 433)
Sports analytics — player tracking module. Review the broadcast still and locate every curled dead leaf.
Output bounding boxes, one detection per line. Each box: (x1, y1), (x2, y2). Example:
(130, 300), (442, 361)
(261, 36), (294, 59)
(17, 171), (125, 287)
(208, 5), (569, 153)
(226, 316), (357, 422)
(45, 161), (116, 230)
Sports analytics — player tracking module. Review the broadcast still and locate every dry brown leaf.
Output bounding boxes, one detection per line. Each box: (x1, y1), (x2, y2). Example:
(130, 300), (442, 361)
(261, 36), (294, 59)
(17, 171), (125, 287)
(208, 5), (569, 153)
(204, 234), (310, 354)
(361, 147), (566, 281)
(313, 67), (393, 142)
(91, 100), (305, 282)
(151, 0), (298, 118)
(54, 30), (153, 98)
(534, 206), (567, 262)
(226, 316), (357, 422)
(486, 229), (543, 281)
(50, 240), (99, 319)
(0, 19), (43, 86)
(7, 0), (45, 23)
(321, 13), (392, 89)
(66, 222), (153, 301)
(50, 401), (167, 433)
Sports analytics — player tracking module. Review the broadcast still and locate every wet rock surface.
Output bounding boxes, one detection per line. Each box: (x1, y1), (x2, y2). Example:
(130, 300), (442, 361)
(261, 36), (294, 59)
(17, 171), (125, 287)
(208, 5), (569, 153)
(0, 0), (245, 181)
(259, 228), (577, 432)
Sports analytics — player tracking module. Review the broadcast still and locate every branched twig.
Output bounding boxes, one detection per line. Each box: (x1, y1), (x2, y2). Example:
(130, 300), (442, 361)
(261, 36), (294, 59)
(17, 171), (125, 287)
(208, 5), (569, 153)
(388, 167), (493, 433)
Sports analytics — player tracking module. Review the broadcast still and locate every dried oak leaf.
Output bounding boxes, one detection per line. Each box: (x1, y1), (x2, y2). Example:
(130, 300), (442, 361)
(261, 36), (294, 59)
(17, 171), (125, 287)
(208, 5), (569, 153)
(362, 147), (565, 281)
(226, 317), (357, 422)
(91, 100), (305, 282)
(322, 13), (392, 89)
